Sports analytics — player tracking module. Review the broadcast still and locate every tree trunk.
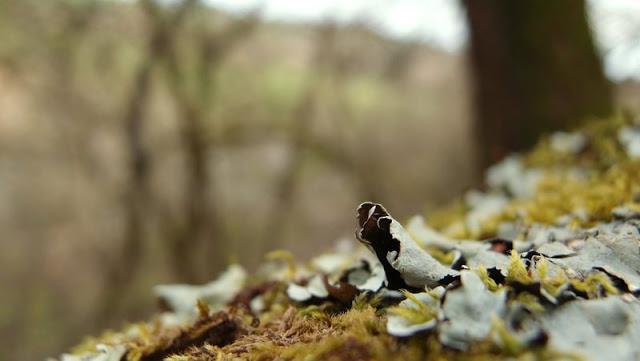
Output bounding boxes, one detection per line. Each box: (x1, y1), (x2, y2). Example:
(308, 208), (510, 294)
(464, 0), (613, 168)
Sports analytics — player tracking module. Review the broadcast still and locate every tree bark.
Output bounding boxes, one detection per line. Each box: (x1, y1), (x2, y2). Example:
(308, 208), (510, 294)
(464, 0), (613, 168)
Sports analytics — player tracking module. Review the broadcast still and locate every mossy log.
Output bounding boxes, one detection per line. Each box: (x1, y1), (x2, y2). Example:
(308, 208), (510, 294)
(56, 115), (640, 361)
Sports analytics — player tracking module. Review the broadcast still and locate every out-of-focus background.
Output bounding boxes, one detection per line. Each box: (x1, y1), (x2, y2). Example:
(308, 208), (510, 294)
(0, 0), (638, 359)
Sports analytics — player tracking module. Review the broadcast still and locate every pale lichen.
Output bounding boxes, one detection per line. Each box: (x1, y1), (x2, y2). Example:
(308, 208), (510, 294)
(55, 116), (640, 361)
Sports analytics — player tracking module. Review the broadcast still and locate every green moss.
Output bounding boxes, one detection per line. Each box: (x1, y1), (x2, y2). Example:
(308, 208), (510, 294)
(428, 116), (640, 239)
(490, 317), (584, 361)
(570, 272), (619, 298)
(387, 291), (437, 326)
(426, 247), (457, 266)
(536, 260), (569, 297)
(506, 250), (532, 285)
(474, 267), (500, 292)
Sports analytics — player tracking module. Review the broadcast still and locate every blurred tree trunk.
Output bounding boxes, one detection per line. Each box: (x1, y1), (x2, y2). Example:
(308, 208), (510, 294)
(160, 13), (257, 282)
(463, 0), (613, 168)
(97, 0), (196, 326)
(259, 23), (335, 254)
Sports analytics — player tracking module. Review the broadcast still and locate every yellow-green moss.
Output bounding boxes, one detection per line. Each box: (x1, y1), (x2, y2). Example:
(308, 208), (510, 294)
(570, 272), (619, 298)
(428, 116), (640, 239)
(386, 291), (437, 326)
(474, 266), (500, 292)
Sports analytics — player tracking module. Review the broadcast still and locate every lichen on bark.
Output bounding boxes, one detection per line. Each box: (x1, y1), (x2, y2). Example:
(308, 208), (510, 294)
(56, 115), (640, 361)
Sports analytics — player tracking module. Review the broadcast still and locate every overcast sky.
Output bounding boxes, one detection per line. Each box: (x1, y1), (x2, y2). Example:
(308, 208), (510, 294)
(203, 0), (640, 81)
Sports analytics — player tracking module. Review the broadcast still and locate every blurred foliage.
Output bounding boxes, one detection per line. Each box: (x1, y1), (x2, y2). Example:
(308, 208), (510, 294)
(0, 0), (474, 360)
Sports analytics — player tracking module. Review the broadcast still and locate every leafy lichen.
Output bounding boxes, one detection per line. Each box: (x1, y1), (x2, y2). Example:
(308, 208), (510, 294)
(55, 116), (640, 361)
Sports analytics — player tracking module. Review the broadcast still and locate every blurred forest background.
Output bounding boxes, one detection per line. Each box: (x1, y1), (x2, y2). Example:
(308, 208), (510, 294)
(0, 0), (638, 359)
